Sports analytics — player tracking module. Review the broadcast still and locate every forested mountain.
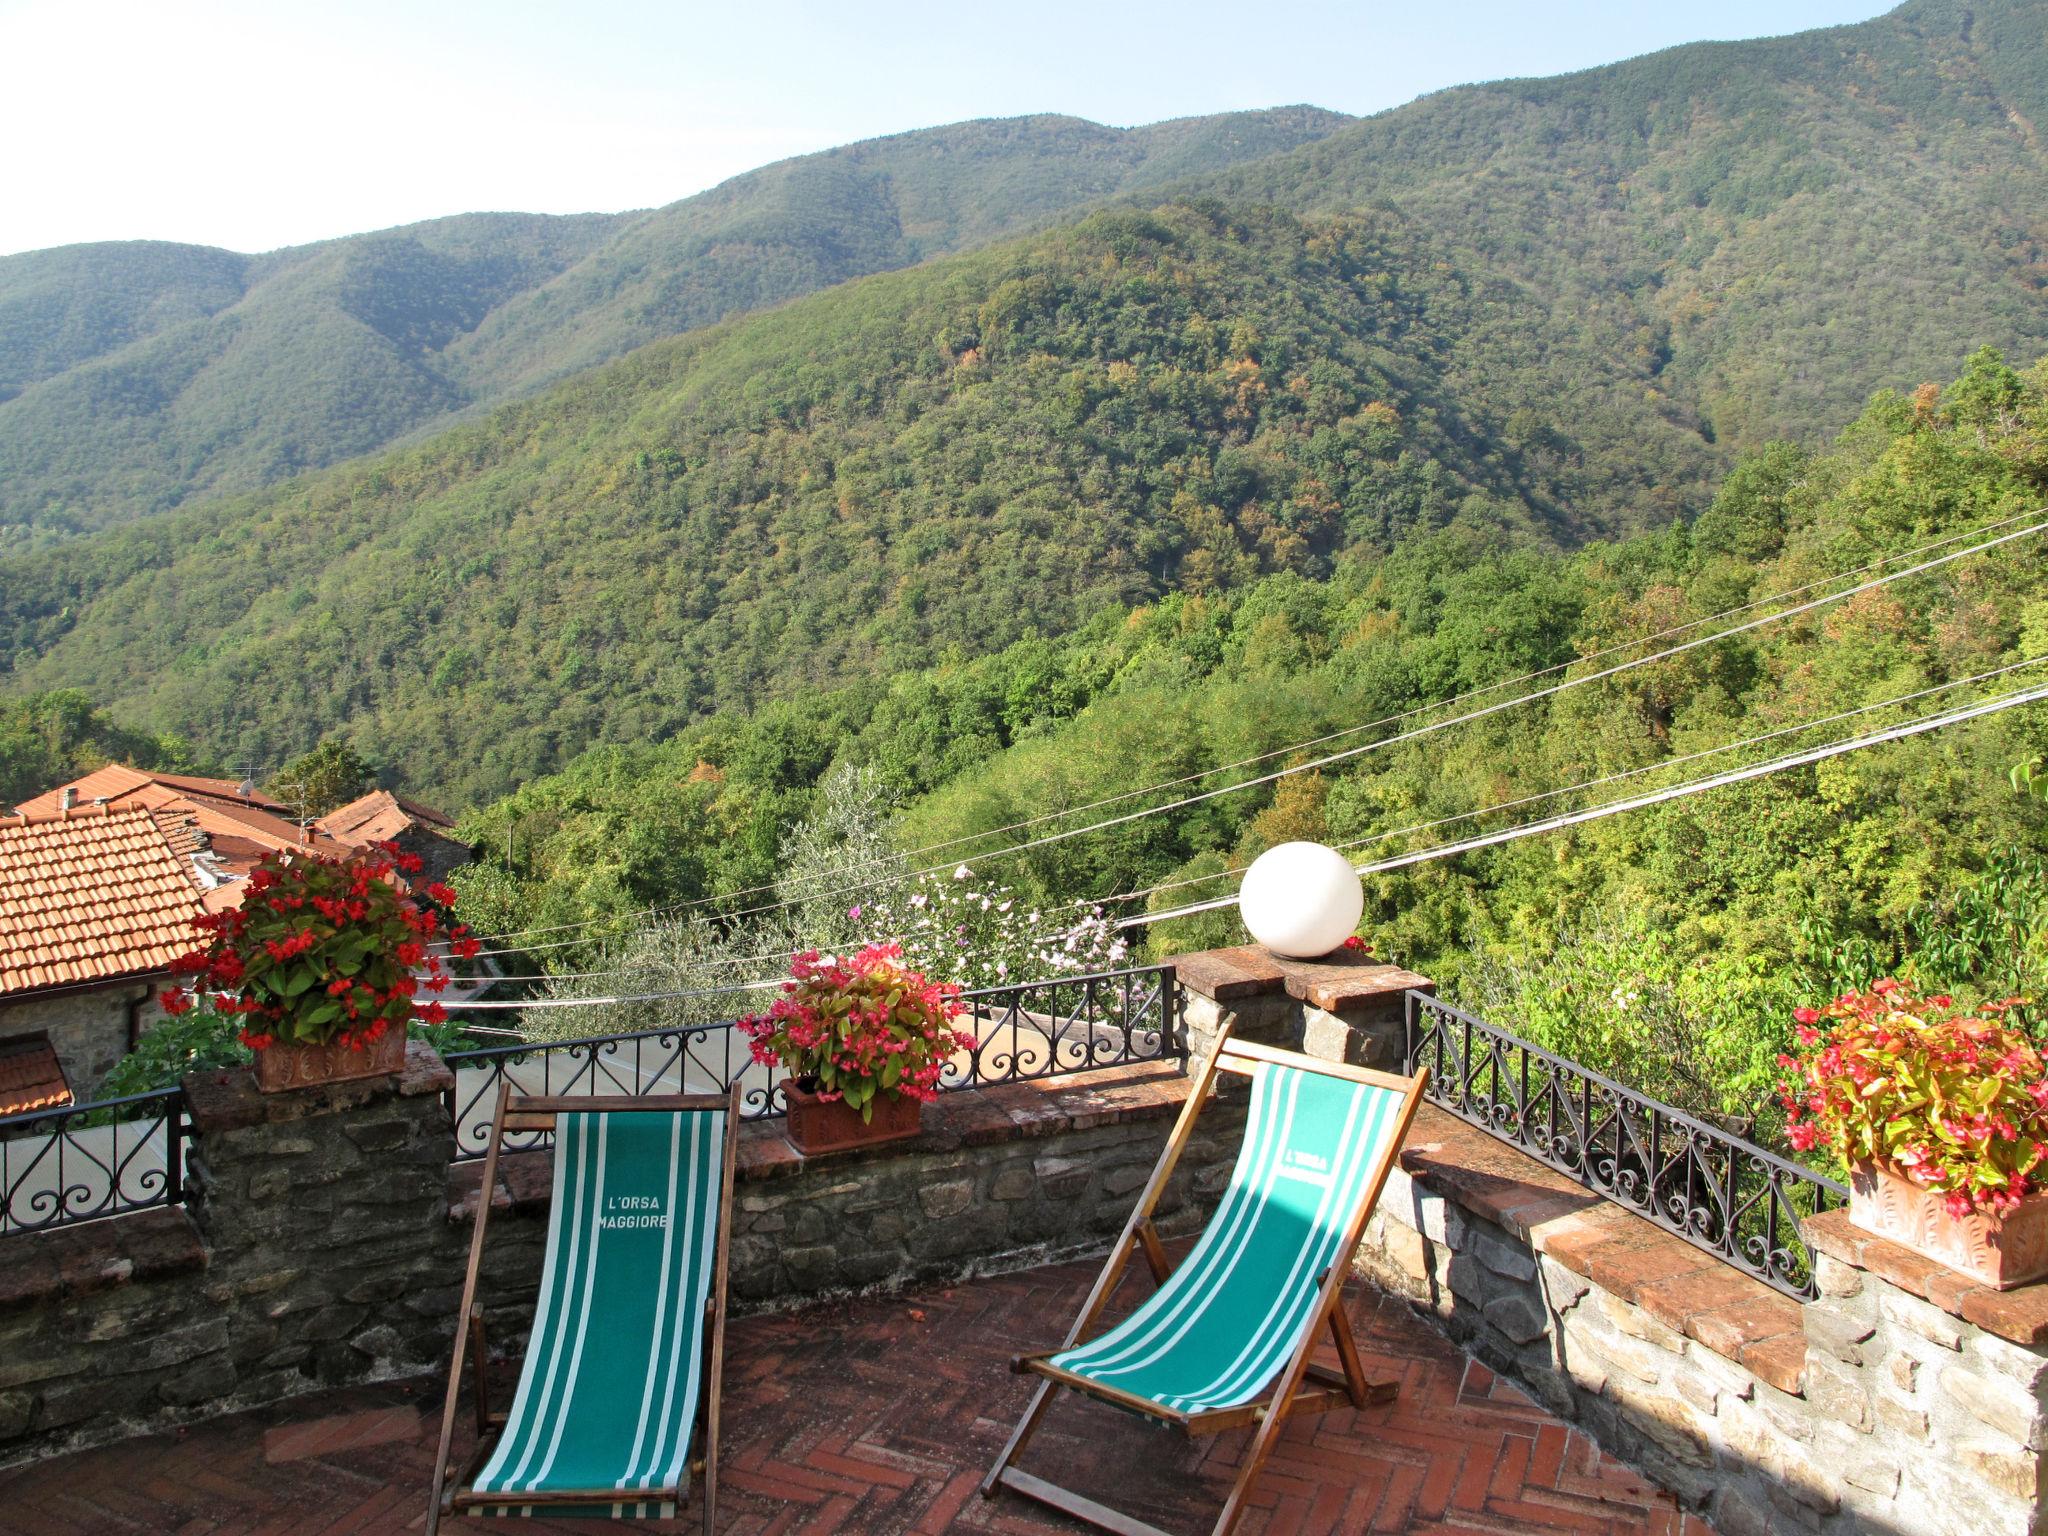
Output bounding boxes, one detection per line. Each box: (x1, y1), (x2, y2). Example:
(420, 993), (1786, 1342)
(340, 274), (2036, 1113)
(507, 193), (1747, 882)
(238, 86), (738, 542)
(4, 0), (2046, 812)
(0, 215), (628, 539)
(447, 349), (2048, 1127)
(1194, 0), (2048, 451)
(0, 108), (1348, 540)
(10, 0), (2046, 548)
(444, 109), (1353, 398)
(0, 201), (1728, 802)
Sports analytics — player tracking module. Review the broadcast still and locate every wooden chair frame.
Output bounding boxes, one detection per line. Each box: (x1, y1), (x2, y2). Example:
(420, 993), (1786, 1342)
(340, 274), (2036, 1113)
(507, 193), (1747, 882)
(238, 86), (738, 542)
(426, 1083), (741, 1534)
(981, 1031), (1429, 1536)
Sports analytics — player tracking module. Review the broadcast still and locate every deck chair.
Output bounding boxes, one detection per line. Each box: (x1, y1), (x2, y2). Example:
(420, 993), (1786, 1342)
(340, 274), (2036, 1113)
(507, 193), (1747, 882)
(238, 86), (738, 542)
(982, 1033), (1429, 1536)
(427, 1084), (740, 1533)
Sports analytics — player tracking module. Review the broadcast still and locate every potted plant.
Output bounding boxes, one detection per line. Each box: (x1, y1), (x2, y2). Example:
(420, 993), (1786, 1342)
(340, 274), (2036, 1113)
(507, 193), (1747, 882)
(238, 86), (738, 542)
(160, 842), (481, 1093)
(740, 943), (973, 1156)
(1778, 979), (2048, 1288)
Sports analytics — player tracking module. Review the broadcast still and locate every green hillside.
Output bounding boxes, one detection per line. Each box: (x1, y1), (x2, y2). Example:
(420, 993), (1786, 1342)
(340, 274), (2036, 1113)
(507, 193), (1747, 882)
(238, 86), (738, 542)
(0, 213), (627, 541)
(1194, 0), (2048, 451)
(1, 200), (1707, 802)
(4, 0), (2047, 814)
(0, 240), (250, 399)
(448, 349), (2048, 1127)
(444, 108), (1353, 396)
(0, 109), (1348, 540)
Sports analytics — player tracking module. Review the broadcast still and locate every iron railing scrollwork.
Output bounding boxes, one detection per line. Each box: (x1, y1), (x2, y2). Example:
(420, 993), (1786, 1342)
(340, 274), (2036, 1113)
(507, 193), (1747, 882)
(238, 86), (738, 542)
(1403, 992), (1846, 1299)
(947, 964), (1183, 1092)
(0, 1088), (186, 1237)
(441, 964), (1186, 1162)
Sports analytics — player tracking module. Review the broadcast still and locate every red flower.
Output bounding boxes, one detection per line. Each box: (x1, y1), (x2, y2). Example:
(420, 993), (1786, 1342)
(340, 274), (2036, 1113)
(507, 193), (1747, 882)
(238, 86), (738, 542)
(159, 986), (192, 1017)
(1777, 981), (2048, 1218)
(165, 843), (449, 1055)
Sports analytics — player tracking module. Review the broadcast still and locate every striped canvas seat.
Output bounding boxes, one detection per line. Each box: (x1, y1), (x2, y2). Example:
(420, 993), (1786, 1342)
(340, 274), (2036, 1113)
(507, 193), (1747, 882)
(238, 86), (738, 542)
(1048, 1062), (1406, 1414)
(430, 1091), (737, 1534)
(471, 1109), (725, 1516)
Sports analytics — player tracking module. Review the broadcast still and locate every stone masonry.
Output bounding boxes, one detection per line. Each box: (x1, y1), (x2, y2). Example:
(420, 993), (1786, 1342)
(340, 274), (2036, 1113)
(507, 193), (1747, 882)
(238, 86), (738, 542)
(0, 978), (171, 1100)
(179, 1041), (466, 1402)
(1174, 943), (1433, 1062)
(0, 1042), (459, 1463)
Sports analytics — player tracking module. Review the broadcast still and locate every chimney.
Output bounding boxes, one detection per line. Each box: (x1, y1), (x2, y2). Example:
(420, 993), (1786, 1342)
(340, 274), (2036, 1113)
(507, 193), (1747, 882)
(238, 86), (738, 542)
(59, 787), (76, 811)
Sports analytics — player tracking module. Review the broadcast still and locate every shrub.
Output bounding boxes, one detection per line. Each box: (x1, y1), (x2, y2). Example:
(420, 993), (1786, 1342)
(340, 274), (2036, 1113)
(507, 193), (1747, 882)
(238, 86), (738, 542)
(98, 1004), (252, 1096)
(857, 864), (1127, 991)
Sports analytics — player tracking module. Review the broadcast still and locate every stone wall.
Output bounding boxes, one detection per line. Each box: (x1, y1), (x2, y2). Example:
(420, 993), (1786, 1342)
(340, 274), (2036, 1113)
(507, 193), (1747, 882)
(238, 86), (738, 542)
(1355, 1106), (2048, 1536)
(0, 1049), (1222, 1466)
(179, 1043), (467, 1401)
(1173, 944), (1431, 1063)
(0, 1044), (461, 1463)
(0, 977), (171, 1099)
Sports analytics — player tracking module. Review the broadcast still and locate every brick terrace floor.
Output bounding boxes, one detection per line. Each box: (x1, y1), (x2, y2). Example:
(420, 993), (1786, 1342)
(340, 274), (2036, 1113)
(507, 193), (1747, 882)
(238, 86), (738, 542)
(0, 1258), (1712, 1536)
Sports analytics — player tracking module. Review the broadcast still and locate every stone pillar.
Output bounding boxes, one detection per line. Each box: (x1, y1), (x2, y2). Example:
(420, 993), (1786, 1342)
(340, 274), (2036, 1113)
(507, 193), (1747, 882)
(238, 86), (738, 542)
(1170, 945), (1433, 1069)
(1798, 1208), (2048, 1536)
(181, 1042), (463, 1403)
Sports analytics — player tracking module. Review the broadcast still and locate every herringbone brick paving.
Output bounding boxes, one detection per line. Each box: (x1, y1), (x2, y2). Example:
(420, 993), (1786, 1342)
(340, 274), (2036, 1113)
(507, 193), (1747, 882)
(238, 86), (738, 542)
(0, 1258), (1712, 1535)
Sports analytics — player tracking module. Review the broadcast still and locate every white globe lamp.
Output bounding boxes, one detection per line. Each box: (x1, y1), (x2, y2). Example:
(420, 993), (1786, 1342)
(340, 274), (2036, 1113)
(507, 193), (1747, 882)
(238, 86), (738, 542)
(1239, 842), (1363, 959)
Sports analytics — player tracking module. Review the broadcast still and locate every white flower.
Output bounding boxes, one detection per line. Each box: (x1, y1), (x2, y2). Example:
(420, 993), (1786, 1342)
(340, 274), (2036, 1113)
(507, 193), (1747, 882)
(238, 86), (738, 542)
(954, 864), (972, 881)
(910, 893), (927, 909)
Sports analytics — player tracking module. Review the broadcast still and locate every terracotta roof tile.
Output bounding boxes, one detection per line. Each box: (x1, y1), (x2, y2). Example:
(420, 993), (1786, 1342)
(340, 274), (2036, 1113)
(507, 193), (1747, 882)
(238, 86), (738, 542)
(0, 805), (205, 999)
(0, 1032), (72, 1116)
(14, 764), (290, 819)
(316, 789), (459, 845)
(11, 768), (340, 891)
(148, 807), (209, 866)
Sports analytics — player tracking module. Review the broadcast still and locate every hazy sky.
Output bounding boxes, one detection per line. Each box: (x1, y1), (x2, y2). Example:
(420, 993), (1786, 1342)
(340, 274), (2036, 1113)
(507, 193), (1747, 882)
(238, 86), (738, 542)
(0, 0), (1891, 257)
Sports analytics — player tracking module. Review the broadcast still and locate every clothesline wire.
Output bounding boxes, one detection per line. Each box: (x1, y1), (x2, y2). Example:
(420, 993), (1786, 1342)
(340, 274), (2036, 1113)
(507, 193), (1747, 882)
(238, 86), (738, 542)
(468, 509), (2048, 950)
(439, 672), (2048, 1013)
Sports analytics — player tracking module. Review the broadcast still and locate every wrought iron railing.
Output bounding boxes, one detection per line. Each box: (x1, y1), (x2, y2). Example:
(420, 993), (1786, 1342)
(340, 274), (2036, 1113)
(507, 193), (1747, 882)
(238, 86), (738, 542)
(0, 1089), (187, 1237)
(441, 964), (1185, 1162)
(1403, 992), (1846, 1299)
(951, 963), (1182, 1091)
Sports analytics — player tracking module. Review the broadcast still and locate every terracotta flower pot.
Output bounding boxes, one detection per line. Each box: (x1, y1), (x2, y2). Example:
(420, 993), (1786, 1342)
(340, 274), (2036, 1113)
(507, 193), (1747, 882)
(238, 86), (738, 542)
(1849, 1159), (2048, 1290)
(782, 1080), (922, 1157)
(253, 1028), (408, 1094)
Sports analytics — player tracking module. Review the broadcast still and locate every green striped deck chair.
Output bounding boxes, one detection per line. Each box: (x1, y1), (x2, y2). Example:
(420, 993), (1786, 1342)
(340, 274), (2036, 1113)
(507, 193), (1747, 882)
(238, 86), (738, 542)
(428, 1086), (739, 1533)
(983, 1034), (1428, 1536)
